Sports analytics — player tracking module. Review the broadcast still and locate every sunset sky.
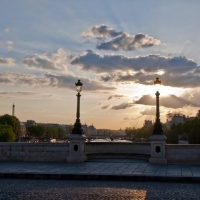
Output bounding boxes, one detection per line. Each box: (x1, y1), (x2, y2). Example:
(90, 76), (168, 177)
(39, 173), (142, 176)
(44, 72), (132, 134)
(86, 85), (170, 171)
(1, 1), (200, 129)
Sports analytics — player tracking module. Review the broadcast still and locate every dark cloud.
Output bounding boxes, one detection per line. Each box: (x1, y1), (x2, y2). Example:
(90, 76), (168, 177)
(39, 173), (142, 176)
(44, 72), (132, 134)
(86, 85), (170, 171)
(0, 73), (15, 84)
(107, 95), (124, 100)
(0, 72), (115, 91)
(101, 74), (111, 82)
(82, 24), (122, 39)
(0, 58), (15, 66)
(73, 50), (198, 87)
(21, 49), (70, 71)
(140, 107), (156, 115)
(71, 51), (197, 75)
(22, 57), (59, 71)
(97, 33), (160, 51)
(111, 102), (134, 110)
(135, 94), (199, 109)
(101, 105), (110, 109)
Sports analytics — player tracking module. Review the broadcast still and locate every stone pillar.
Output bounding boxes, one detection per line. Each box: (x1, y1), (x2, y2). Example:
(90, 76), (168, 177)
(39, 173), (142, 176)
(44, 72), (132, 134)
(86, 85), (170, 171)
(149, 134), (167, 164)
(67, 134), (87, 162)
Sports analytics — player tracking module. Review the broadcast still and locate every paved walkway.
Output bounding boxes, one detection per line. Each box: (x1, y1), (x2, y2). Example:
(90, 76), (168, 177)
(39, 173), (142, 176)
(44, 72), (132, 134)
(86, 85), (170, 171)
(0, 158), (200, 182)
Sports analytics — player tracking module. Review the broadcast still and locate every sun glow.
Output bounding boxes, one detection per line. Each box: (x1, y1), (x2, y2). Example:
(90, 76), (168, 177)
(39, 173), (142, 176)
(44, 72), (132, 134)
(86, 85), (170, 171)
(149, 85), (183, 97)
(116, 83), (183, 98)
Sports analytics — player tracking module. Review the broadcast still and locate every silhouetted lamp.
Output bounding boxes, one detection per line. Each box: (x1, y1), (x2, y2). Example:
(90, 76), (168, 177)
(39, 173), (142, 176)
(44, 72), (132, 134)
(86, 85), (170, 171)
(76, 80), (83, 93)
(72, 80), (83, 135)
(154, 77), (161, 91)
(152, 77), (163, 135)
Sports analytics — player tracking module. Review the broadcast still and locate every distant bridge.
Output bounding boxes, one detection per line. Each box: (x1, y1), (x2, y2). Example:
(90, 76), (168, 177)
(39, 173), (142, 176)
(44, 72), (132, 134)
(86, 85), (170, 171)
(85, 135), (134, 141)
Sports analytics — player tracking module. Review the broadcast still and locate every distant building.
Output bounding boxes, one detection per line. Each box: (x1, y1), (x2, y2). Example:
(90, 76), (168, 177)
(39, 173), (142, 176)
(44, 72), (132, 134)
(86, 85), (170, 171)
(110, 128), (125, 136)
(20, 122), (26, 137)
(196, 110), (200, 118)
(81, 123), (97, 135)
(166, 114), (188, 129)
(96, 129), (110, 135)
(26, 120), (36, 127)
(82, 123), (88, 134)
(87, 124), (97, 135)
(46, 123), (60, 128)
(143, 120), (153, 127)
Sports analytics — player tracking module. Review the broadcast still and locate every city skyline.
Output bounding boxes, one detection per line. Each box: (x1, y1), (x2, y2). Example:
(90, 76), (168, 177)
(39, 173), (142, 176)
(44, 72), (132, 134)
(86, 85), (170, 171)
(1, 1), (200, 129)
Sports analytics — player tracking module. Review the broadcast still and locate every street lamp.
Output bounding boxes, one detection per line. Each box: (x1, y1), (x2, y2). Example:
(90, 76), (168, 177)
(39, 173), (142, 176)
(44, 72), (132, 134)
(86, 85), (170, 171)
(72, 80), (83, 135)
(152, 77), (163, 135)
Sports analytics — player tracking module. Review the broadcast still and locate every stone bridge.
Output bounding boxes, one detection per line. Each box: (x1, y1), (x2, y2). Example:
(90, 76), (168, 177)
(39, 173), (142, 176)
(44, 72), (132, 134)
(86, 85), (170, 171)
(0, 142), (200, 164)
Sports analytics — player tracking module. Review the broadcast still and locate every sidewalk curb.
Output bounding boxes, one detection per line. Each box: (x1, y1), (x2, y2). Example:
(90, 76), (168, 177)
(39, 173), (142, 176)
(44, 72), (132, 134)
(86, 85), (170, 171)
(0, 172), (200, 183)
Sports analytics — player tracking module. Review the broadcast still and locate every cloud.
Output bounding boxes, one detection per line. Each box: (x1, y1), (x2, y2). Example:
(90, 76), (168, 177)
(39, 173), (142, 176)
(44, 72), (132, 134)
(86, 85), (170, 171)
(0, 58), (15, 66)
(107, 95), (124, 100)
(4, 28), (9, 33)
(101, 74), (111, 82)
(87, 52), (199, 88)
(71, 51), (197, 75)
(0, 72), (115, 91)
(123, 116), (142, 120)
(110, 71), (200, 88)
(0, 91), (38, 96)
(97, 33), (161, 51)
(21, 48), (71, 71)
(140, 107), (156, 115)
(0, 91), (54, 98)
(181, 89), (200, 106)
(7, 41), (13, 45)
(135, 94), (199, 109)
(82, 24), (122, 39)
(101, 105), (110, 109)
(111, 102), (134, 110)
(82, 25), (160, 51)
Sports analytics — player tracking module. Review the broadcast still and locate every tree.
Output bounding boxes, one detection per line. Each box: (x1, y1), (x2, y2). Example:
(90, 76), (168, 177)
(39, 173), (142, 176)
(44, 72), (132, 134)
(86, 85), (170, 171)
(188, 118), (200, 144)
(165, 123), (183, 144)
(125, 127), (135, 137)
(57, 127), (66, 138)
(68, 124), (73, 134)
(0, 125), (15, 142)
(0, 114), (21, 137)
(27, 125), (46, 138)
(125, 125), (154, 139)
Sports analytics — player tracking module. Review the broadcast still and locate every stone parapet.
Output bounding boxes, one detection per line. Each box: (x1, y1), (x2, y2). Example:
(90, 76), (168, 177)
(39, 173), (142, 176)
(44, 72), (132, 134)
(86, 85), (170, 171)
(0, 142), (69, 162)
(166, 144), (200, 164)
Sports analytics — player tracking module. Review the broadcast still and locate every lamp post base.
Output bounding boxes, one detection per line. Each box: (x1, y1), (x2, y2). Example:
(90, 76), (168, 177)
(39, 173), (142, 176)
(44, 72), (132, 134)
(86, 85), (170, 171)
(67, 134), (87, 162)
(149, 134), (167, 164)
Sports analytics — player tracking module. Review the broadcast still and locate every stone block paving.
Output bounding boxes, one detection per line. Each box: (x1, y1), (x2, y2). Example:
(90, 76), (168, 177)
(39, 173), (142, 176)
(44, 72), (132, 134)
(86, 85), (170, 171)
(0, 179), (200, 199)
(0, 158), (200, 181)
(0, 159), (200, 199)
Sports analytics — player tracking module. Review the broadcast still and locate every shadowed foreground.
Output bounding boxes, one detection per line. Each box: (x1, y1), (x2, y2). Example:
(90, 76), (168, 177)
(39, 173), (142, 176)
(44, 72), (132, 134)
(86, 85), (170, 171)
(0, 179), (200, 200)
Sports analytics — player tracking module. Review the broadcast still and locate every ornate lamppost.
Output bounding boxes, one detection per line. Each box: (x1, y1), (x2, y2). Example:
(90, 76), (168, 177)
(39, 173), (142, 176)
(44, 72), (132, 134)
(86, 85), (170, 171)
(67, 79), (87, 162)
(72, 80), (83, 135)
(152, 77), (163, 135)
(149, 77), (167, 164)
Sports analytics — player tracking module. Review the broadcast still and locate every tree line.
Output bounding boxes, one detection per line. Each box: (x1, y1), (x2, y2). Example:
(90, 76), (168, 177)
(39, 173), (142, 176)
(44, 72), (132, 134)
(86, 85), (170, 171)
(0, 114), (67, 142)
(27, 125), (66, 138)
(125, 117), (200, 144)
(0, 114), (21, 142)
